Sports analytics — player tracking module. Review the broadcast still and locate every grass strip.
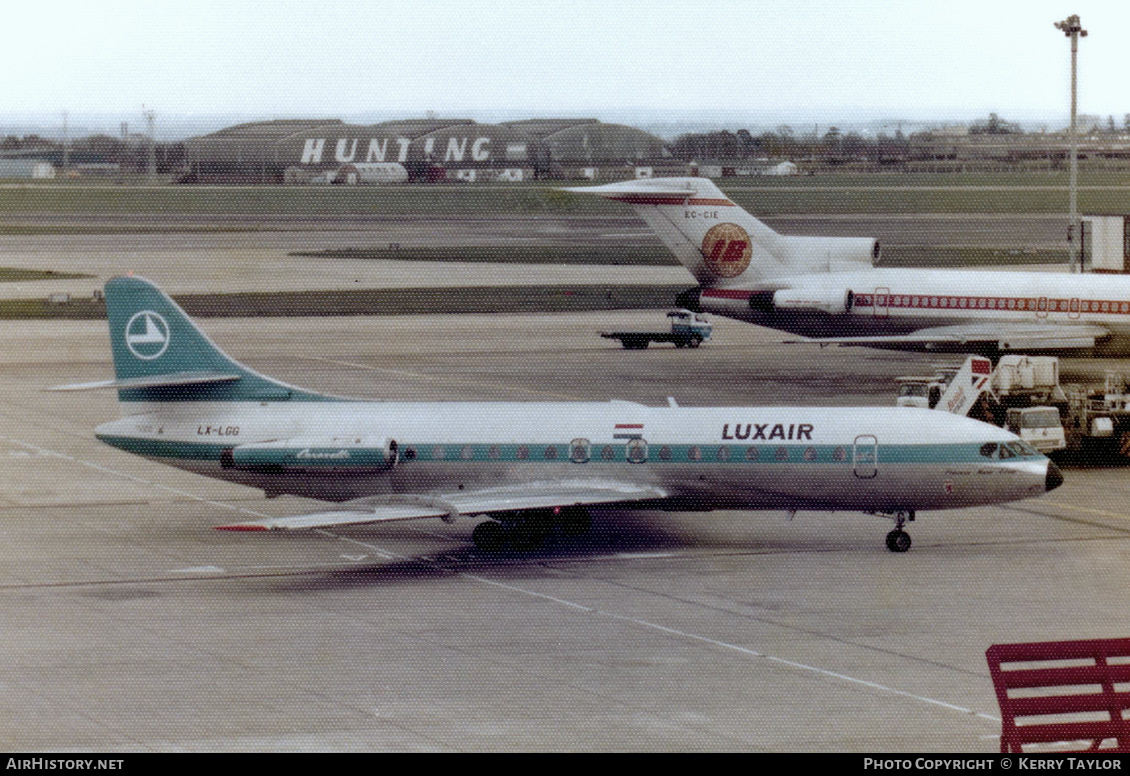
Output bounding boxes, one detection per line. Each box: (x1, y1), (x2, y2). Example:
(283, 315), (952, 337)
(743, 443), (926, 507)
(0, 285), (689, 320)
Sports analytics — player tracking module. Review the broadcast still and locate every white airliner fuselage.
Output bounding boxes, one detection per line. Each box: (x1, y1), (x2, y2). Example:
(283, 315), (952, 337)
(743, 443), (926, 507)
(95, 399), (1051, 514)
(58, 276), (1061, 553)
(569, 178), (1130, 355)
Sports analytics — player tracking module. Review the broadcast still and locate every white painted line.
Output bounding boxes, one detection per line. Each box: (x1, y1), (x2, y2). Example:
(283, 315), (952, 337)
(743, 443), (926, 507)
(0, 434), (275, 521)
(330, 533), (1001, 723)
(7, 433), (1002, 723)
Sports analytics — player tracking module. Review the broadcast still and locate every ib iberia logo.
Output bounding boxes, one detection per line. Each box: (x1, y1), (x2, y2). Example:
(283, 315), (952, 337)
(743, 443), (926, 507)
(701, 223), (752, 278)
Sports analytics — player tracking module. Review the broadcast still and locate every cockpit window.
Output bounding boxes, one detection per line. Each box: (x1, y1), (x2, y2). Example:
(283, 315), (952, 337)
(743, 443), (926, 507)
(980, 443), (998, 458)
(1005, 441), (1036, 457)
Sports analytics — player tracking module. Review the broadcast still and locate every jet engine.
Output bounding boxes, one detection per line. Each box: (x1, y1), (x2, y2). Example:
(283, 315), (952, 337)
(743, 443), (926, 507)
(778, 236), (881, 270)
(222, 436), (399, 472)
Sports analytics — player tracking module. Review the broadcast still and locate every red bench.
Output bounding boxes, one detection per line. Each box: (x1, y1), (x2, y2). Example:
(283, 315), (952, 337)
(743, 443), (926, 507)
(986, 637), (1130, 753)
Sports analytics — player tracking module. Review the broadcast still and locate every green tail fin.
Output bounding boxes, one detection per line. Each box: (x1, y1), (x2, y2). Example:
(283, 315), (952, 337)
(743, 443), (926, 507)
(105, 275), (334, 403)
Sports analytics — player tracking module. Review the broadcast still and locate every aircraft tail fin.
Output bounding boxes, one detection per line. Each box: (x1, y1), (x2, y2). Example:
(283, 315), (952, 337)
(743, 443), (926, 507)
(563, 177), (790, 286)
(92, 275), (332, 407)
(564, 177), (880, 285)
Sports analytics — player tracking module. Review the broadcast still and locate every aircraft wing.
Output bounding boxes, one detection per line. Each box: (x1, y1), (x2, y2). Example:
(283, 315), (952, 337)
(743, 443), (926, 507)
(793, 323), (1113, 352)
(215, 480), (670, 532)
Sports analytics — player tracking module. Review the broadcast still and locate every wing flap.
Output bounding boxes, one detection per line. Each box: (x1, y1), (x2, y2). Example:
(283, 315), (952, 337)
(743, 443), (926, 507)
(215, 481), (669, 532)
(216, 505), (452, 532)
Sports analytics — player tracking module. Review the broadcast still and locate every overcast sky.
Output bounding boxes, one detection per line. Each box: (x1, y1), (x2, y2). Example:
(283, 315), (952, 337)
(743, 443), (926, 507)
(5, 0), (1128, 133)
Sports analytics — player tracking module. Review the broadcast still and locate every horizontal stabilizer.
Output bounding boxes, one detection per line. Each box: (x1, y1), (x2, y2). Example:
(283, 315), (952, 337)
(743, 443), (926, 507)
(562, 178), (710, 202)
(48, 371), (242, 392)
(216, 480), (669, 532)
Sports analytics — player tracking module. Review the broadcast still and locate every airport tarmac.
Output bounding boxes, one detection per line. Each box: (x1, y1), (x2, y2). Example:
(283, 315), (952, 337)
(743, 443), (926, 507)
(0, 213), (1069, 300)
(2, 309), (1130, 752)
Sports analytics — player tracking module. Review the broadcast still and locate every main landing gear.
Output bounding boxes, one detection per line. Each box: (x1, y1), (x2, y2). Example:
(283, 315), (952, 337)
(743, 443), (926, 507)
(882, 510), (915, 553)
(471, 507), (593, 552)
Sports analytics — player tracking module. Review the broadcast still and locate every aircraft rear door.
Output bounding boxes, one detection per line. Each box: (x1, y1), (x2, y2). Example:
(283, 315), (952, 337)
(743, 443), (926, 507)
(853, 435), (878, 479)
(873, 287), (890, 319)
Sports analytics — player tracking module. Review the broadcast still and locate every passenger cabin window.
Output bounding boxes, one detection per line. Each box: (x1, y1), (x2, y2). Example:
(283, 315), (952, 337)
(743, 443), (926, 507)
(570, 438), (590, 463)
(626, 438), (648, 464)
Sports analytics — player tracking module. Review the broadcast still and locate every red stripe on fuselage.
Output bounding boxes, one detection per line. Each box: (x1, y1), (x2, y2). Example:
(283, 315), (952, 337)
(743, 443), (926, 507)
(852, 293), (1130, 314)
(606, 196), (734, 206)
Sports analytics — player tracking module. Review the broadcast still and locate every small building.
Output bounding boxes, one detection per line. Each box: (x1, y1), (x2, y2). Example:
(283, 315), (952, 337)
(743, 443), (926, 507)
(0, 159), (55, 179)
(693, 159), (799, 178)
(331, 162), (408, 184)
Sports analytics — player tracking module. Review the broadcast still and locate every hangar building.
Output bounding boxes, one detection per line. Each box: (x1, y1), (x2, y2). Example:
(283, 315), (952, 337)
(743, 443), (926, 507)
(184, 118), (674, 183)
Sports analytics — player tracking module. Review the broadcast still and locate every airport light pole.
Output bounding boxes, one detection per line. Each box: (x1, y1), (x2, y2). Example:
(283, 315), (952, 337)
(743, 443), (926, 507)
(1054, 14), (1087, 272)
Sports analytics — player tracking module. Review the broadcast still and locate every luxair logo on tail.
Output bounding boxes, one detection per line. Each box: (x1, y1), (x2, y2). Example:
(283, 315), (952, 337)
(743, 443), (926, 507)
(702, 223), (752, 278)
(125, 311), (170, 360)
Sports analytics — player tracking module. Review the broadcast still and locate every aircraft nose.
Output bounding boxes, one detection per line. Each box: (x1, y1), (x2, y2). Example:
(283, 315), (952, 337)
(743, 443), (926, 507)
(1046, 461), (1064, 492)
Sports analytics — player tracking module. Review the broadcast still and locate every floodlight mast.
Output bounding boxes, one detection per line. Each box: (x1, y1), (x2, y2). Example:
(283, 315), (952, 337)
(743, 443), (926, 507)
(1054, 14), (1087, 273)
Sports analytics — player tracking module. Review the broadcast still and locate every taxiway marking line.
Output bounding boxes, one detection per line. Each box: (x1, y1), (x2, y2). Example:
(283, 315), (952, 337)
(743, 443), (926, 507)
(332, 532), (1000, 724)
(0, 434), (274, 520)
(1032, 500), (1130, 522)
(7, 433), (1000, 723)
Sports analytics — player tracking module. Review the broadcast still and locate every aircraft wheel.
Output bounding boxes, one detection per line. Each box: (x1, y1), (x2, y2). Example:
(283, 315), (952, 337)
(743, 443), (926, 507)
(688, 335), (702, 348)
(674, 341), (686, 348)
(472, 520), (507, 552)
(559, 507), (593, 537)
(885, 529), (911, 553)
(508, 511), (551, 551)
(509, 527), (544, 551)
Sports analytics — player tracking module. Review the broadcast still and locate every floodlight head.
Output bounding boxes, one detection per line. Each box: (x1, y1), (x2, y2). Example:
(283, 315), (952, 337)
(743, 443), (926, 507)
(1054, 15), (1086, 37)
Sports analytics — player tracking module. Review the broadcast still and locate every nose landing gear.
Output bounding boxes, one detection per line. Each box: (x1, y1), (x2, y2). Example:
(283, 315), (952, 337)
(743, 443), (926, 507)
(882, 510), (915, 553)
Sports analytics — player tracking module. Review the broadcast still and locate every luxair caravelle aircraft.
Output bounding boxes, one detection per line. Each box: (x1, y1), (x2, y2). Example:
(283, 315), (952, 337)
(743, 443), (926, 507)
(567, 177), (1130, 356)
(54, 276), (1063, 553)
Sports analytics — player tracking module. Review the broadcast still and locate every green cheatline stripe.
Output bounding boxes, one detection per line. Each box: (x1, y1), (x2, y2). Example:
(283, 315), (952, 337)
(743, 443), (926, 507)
(96, 435), (1007, 466)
